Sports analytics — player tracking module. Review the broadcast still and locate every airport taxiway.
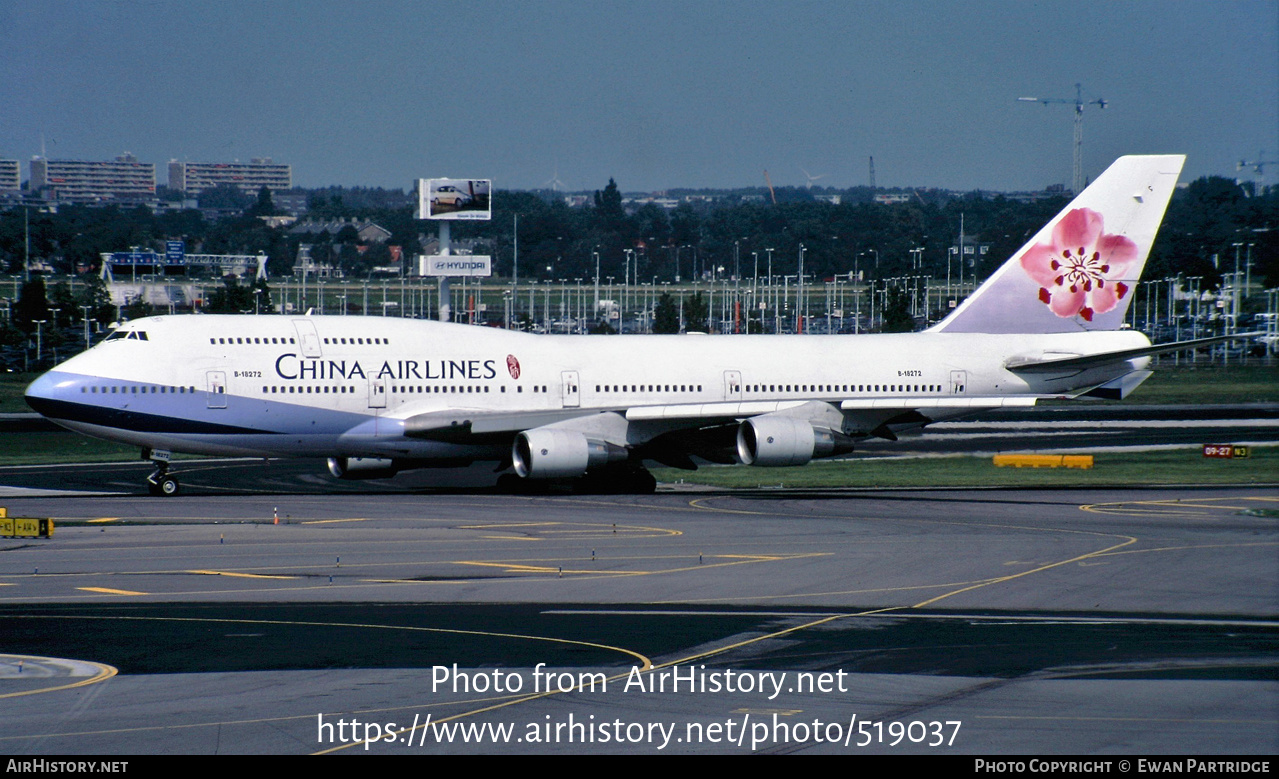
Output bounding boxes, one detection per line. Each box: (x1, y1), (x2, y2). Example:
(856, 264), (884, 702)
(0, 486), (1275, 754)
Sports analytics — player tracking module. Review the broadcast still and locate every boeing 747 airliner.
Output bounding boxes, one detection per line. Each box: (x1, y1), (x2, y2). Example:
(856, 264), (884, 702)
(27, 155), (1221, 495)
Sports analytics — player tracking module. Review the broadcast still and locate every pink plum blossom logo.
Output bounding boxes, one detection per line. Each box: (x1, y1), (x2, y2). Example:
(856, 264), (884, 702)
(506, 354), (521, 379)
(1020, 207), (1138, 321)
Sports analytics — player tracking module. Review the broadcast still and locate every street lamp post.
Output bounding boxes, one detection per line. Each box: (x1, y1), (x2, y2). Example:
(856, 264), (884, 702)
(33, 319), (46, 367)
(765, 248), (775, 333)
(80, 304), (92, 349)
(796, 244), (805, 333)
(853, 263), (861, 335)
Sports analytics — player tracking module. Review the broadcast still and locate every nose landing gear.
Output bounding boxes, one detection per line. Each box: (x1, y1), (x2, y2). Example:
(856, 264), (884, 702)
(143, 448), (180, 497)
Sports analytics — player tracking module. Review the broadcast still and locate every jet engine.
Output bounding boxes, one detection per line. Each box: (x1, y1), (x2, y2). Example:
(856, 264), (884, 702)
(736, 416), (854, 467)
(512, 428), (628, 479)
(327, 457), (401, 480)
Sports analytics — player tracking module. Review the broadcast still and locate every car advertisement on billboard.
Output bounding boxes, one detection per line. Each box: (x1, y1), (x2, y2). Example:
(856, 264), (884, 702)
(418, 178), (492, 220)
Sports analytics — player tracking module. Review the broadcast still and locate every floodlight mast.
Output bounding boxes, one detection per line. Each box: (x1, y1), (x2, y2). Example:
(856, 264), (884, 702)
(1018, 83), (1107, 194)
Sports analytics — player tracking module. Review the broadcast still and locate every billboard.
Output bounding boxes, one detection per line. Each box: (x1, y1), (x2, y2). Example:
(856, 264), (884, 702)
(108, 250), (163, 266)
(420, 255), (492, 277)
(418, 178), (492, 220)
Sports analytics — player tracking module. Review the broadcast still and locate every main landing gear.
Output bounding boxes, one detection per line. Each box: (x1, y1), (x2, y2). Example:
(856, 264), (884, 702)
(496, 466), (657, 495)
(143, 449), (180, 497)
(577, 466), (657, 495)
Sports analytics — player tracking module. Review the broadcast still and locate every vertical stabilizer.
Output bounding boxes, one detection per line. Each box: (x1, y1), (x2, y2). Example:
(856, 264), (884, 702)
(931, 154), (1184, 334)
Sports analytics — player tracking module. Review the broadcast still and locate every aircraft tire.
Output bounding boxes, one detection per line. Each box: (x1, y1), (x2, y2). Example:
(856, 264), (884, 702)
(630, 469), (657, 494)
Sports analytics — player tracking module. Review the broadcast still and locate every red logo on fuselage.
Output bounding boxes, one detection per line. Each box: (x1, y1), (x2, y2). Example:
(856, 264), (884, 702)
(506, 354), (521, 379)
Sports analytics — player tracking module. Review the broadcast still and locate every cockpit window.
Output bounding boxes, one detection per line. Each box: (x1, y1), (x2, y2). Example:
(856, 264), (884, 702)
(103, 330), (148, 342)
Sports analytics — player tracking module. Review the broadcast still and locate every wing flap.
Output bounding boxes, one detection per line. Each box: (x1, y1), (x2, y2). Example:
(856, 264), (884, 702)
(625, 400), (809, 421)
(839, 396), (1038, 410)
(404, 408), (600, 438)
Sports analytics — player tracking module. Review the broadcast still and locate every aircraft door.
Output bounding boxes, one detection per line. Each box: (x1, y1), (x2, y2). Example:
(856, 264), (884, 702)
(206, 371), (228, 409)
(723, 370), (743, 401)
(950, 370), (967, 394)
(292, 319), (323, 358)
(561, 370), (580, 408)
(368, 378), (387, 408)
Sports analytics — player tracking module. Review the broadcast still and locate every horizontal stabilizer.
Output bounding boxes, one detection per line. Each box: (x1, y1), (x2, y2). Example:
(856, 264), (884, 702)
(1081, 370), (1153, 400)
(1007, 332), (1262, 373)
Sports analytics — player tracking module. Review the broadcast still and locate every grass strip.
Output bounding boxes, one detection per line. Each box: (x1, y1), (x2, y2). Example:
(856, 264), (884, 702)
(653, 447), (1278, 489)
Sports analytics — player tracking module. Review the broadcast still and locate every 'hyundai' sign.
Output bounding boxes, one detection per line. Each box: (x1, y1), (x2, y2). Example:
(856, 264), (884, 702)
(421, 255), (492, 277)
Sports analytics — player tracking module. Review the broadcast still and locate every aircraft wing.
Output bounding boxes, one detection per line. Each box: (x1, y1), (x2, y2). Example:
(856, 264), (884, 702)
(402, 395), (1039, 453)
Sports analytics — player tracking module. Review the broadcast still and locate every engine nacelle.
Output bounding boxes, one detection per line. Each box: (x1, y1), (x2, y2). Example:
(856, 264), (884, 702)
(512, 428), (627, 479)
(327, 457), (400, 480)
(736, 417), (854, 467)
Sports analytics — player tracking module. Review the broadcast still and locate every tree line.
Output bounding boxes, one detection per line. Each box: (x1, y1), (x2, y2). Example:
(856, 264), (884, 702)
(1, 176), (1274, 305)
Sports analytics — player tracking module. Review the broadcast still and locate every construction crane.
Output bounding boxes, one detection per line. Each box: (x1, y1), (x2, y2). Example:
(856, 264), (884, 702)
(869, 156), (876, 189)
(1238, 155), (1279, 179)
(1018, 83), (1107, 194)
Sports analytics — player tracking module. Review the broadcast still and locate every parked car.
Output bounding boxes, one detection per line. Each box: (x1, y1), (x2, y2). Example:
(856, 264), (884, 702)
(431, 185), (472, 210)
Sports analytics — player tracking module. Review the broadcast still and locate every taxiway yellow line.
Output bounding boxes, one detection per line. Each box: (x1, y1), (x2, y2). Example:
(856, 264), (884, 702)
(1085, 540), (1279, 559)
(460, 522), (560, 529)
(688, 497), (771, 515)
(910, 535), (1138, 609)
(75, 587), (147, 596)
(8, 613), (651, 671)
(0, 656), (117, 700)
(187, 570), (297, 580)
(1081, 497), (1279, 517)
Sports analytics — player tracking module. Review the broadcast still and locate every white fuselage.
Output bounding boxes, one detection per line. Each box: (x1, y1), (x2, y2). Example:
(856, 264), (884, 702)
(25, 314), (1150, 462)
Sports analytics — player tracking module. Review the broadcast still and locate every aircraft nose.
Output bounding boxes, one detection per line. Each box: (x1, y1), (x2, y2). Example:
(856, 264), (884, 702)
(24, 371), (76, 413)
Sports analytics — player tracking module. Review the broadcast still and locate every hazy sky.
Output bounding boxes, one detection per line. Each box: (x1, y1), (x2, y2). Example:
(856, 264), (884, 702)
(2, 0), (1275, 192)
